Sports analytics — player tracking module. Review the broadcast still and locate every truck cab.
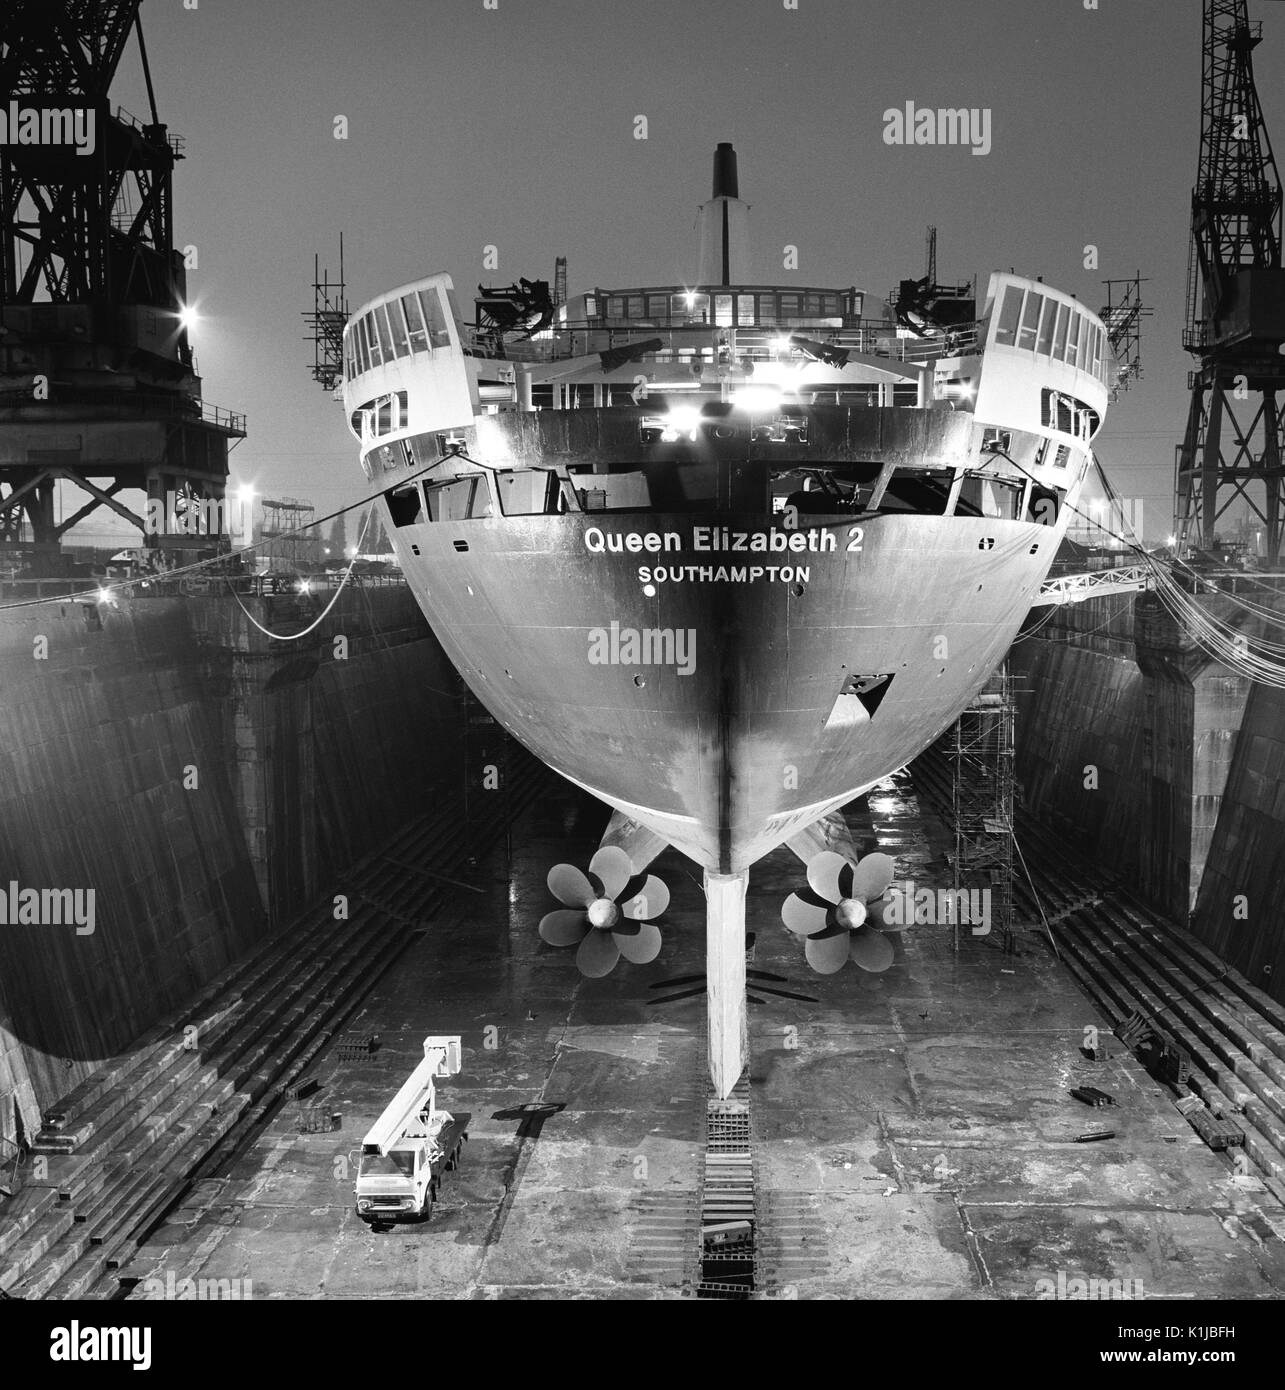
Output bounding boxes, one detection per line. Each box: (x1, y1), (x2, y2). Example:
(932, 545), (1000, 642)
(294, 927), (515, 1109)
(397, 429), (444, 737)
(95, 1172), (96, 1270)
(355, 1123), (438, 1222)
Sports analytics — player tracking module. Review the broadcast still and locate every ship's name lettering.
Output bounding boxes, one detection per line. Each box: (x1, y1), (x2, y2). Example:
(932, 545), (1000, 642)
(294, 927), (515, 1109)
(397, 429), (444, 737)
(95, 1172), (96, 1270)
(583, 526), (835, 555)
(637, 565), (810, 587)
(584, 527), (681, 554)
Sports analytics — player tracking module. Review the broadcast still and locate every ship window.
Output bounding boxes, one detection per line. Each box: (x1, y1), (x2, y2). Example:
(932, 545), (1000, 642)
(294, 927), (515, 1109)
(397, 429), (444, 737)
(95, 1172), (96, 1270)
(994, 286), (1023, 346)
(671, 292), (709, 323)
(421, 287), (452, 349)
(387, 299), (411, 357)
(1092, 324), (1105, 378)
(584, 294), (599, 318)
(607, 296), (627, 319)
(372, 305), (395, 361)
(627, 295), (644, 319)
(647, 294), (669, 321)
(1065, 314), (1082, 368)
(1077, 315), (1092, 371)
(737, 294), (756, 325)
(402, 293), (428, 352)
(1036, 298), (1057, 355)
(1052, 302), (1070, 360)
(715, 294), (734, 326)
(779, 293), (800, 318)
(361, 314), (380, 368)
(804, 293), (824, 316)
(1017, 292), (1042, 350)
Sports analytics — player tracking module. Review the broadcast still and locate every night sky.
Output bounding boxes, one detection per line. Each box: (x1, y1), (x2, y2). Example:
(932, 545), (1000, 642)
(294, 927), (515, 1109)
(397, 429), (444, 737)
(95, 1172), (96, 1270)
(97, 0), (1285, 542)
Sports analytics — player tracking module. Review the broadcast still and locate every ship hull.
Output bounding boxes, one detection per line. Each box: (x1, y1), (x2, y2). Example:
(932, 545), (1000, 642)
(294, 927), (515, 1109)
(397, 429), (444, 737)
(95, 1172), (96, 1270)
(390, 507), (1055, 871)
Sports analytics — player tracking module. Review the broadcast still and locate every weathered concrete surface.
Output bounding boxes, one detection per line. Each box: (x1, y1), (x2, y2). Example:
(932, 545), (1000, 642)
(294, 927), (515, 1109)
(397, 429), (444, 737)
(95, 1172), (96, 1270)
(0, 586), (464, 1145)
(1191, 678), (1285, 990)
(125, 776), (1284, 1300)
(1014, 587), (1284, 1006)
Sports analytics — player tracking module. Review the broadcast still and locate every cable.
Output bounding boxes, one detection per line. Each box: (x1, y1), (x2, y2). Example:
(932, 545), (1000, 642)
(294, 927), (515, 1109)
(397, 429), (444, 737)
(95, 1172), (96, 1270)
(989, 443), (1285, 686)
(223, 506), (373, 642)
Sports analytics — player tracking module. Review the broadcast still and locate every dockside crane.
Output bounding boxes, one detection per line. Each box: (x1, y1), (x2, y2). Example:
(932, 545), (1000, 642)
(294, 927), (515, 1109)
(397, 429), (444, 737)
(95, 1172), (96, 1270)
(1175, 0), (1285, 565)
(0, 0), (244, 571)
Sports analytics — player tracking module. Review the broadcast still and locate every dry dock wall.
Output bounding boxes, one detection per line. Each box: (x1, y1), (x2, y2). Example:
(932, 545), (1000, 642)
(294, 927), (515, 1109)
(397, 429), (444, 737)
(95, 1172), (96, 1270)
(0, 585), (464, 1146)
(1013, 587), (1285, 1002)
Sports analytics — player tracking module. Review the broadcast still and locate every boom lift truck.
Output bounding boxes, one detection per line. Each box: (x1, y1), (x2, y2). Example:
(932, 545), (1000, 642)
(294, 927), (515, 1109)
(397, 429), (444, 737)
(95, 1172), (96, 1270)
(354, 1035), (468, 1225)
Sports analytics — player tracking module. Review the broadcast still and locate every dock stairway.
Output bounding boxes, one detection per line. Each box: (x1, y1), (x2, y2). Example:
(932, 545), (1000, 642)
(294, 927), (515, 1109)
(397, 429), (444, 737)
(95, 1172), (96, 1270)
(0, 751), (552, 1300)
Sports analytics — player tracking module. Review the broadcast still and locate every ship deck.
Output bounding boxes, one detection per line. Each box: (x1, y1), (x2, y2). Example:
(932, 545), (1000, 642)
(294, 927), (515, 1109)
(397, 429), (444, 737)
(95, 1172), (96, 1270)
(121, 776), (1285, 1301)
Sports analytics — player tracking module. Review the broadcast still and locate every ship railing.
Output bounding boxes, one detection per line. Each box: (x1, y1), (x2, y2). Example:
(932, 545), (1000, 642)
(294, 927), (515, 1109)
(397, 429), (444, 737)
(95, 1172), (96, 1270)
(462, 321), (982, 368)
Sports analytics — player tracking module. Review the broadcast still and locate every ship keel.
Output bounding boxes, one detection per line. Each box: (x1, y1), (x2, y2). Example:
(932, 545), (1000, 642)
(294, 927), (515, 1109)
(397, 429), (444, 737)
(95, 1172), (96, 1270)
(704, 869), (748, 1098)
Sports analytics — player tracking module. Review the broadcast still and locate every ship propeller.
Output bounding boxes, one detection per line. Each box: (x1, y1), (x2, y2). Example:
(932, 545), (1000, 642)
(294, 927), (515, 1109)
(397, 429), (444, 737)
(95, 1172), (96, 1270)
(781, 850), (901, 975)
(539, 846), (669, 978)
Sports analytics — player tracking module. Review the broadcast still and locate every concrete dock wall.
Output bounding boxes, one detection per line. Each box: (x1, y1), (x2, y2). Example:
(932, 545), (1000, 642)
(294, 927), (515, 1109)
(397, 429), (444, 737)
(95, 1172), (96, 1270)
(0, 585), (464, 1143)
(1014, 588), (1283, 1004)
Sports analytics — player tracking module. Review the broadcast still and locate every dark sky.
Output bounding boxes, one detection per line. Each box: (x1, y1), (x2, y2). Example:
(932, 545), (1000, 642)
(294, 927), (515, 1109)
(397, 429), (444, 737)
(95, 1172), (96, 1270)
(100, 0), (1285, 541)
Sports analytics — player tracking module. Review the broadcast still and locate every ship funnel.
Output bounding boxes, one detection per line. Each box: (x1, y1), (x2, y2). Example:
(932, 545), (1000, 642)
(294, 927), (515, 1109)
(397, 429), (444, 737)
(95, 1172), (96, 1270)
(711, 141), (739, 199)
(696, 142), (751, 286)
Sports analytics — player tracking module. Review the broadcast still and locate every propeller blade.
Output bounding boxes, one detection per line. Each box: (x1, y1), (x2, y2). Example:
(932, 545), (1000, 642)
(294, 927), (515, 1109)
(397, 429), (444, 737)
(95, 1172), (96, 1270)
(621, 874), (670, 920)
(548, 863), (594, 908)
(849, 925), (896, 973)
(576, 928), (621, 978)
(804, 930), (851, 975)
(851, 852), (896, 901)
(589, 845), (633, 900)
(615, 921), (662, 964)
(538, 909), (590, 946)
(806, 850), (850, 904)
(782, 892), (831, 937)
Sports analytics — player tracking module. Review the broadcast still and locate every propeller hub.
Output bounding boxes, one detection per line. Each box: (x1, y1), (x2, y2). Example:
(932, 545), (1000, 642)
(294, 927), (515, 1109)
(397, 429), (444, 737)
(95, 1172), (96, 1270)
(587, 897), (620, 930)
(834, 898), (867, 931)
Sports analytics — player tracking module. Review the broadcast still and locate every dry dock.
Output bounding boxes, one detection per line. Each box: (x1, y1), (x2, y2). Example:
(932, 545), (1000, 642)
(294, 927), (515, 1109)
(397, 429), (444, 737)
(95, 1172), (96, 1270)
(95, 776), (1284, 1301)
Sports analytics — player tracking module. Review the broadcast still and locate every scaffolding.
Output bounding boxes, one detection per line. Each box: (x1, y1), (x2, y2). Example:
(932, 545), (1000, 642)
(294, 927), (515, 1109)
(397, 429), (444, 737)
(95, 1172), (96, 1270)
(1098, 276), (1152, 400)
(304, 238), (348, 393)
(948, 665), (1017, 952)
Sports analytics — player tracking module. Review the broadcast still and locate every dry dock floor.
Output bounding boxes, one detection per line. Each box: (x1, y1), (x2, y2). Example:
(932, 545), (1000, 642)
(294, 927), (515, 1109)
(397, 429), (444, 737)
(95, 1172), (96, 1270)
(129, 775), (1285, 1300)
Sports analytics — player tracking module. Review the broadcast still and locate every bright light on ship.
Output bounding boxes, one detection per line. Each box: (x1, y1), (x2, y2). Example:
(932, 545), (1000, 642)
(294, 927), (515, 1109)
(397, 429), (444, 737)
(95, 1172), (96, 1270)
(95, 586), (112, 604)
(297, 579), (311, 595)
(661, 405), (701, 442)
(731, 386), (784, 413)
(773, 335), (792, 353)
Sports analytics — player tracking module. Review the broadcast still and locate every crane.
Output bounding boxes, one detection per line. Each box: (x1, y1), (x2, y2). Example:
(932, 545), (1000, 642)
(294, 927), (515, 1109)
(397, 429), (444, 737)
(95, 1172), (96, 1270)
(1174, 0), (1285, 565)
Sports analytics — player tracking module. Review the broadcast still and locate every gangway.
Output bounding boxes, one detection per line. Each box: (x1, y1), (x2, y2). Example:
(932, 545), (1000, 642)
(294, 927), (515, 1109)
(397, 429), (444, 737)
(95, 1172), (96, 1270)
(1031, 565), (1150, 606)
